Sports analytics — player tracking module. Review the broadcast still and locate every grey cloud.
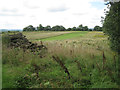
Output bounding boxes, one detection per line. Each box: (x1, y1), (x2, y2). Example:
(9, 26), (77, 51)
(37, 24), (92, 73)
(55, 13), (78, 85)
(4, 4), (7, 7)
(90, 21), (97, 23)
(72, 12), (88, 16)
(1, 8), (18, 13)
(5, 23), (16, 27)
(0, 22), (16, 29)
(25, 5), (40, 9)
(92, 17), (100, 21)
(0, 8), (24, 17)
(30, 15), (35, 17)
(0, 13), (24, 16)
(23, 2), (40, 9)
(90, 18), (100, 24)
(48, 6), (68, 12)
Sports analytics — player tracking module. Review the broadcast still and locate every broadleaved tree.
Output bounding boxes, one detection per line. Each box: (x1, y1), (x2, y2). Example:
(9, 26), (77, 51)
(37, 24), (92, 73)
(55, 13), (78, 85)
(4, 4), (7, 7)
(23, 25), (36, 31)
(52, 25), (66, 31)
(94, 25), (102, 31)
(44, 25), (51, 31)
(103, 1), (120, 84)
(37, 24), (44, 31)
(83, 26), (89, 31)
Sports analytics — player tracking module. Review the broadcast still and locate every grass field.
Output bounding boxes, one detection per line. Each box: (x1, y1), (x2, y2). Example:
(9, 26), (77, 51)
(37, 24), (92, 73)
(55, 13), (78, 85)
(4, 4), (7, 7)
(36, 31), (88, 41)
(2, 31), (119, 88)
(23, 31), (72, 41)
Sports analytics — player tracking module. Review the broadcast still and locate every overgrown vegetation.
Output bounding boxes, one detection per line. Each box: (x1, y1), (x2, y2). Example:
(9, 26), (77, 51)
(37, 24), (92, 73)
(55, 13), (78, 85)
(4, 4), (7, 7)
(2, 31), (119, 88)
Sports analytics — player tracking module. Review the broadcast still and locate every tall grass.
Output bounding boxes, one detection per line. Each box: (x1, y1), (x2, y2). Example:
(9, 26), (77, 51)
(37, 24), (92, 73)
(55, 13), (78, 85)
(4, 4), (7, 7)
(2, 31), (119, 88)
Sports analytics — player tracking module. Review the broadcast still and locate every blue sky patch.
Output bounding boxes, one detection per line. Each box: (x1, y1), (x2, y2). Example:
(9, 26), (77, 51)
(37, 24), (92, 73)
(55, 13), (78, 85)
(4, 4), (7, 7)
(90, 1), (105, 10)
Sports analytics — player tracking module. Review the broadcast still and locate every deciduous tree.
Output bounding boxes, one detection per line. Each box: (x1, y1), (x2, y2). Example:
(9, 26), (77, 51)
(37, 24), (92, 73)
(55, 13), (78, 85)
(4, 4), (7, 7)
(23, 25), (35, 31)
(103, 1), (120, 84)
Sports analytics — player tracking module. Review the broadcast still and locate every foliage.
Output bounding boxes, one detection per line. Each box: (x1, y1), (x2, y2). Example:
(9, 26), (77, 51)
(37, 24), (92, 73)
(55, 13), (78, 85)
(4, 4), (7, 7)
(23, 25), (36, 31)
(103, 1), (120, 85)
(23, 24), (97, 31)
(94, 26), (102, 31)
(51, 25), (66, 31)
(67, 28), (72, 31)
(103, 2), (120, 53)
(37, 24), (44, 31)
(44, 25), (51, 31)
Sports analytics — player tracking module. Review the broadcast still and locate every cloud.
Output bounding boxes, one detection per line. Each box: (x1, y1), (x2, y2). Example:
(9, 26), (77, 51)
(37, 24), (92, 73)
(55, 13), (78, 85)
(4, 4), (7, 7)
(0, 8), (24, 17)
(0, 22), (17, 29)
(89, 0), (104, 2)
(24, 5), (40, 9)
(0, 0), (106, 29)
(48, 5), (68, 12)
(0, 13), (24, 16)
(1, 8), (18, 13)
(72, 13), (88, 16)
(23, 1), (40, 9)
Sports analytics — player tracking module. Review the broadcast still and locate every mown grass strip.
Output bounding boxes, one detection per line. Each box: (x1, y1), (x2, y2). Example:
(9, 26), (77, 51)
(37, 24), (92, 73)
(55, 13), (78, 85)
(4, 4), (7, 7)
(37, 31), (88, 41)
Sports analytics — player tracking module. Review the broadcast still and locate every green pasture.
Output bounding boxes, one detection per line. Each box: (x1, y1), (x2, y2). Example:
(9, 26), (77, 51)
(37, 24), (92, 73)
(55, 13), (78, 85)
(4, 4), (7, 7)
(37, 31), (88, 41)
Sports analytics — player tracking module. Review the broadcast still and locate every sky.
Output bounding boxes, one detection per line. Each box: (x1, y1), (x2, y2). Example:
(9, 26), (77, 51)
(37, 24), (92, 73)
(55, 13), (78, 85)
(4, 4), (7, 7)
(0, 0), (107, 29)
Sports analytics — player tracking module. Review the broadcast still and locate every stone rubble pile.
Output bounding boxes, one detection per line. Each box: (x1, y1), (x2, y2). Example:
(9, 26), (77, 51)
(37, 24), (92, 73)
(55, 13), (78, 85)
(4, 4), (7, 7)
(9, 33), (47, 57)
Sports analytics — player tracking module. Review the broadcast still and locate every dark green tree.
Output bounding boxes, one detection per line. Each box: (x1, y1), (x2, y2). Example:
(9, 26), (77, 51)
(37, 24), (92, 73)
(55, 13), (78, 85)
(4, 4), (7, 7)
(37, 24), (44, 31)
(88, 28), (93, 31)
(103, 1), (120, 84)
(94, 25), (102, 31)
(78, 24), (83, 31)
(52, 25), (66, 31)
(59, 25), (66, 31)
(52, 25), (60, 31)
(76, 24), (89, 31)
(72, 27), (77, 31)
(44, 25), (51, 31)
(23, 25), (35, 31)
(83, 26), (89, 31)
(67, 28), (72, 31)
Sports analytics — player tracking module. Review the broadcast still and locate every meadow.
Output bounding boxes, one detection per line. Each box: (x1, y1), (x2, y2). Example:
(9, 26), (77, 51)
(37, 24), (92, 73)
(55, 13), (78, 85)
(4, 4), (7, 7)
(2, 31), (119, 88)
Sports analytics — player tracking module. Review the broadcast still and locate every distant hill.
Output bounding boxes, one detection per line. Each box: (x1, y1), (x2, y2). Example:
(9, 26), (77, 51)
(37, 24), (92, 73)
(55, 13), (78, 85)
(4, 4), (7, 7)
(0, 29), (23, 32)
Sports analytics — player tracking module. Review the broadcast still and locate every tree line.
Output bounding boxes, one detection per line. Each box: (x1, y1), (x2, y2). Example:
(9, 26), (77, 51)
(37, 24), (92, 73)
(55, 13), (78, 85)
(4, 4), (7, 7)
(23, 24), (102, 31)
